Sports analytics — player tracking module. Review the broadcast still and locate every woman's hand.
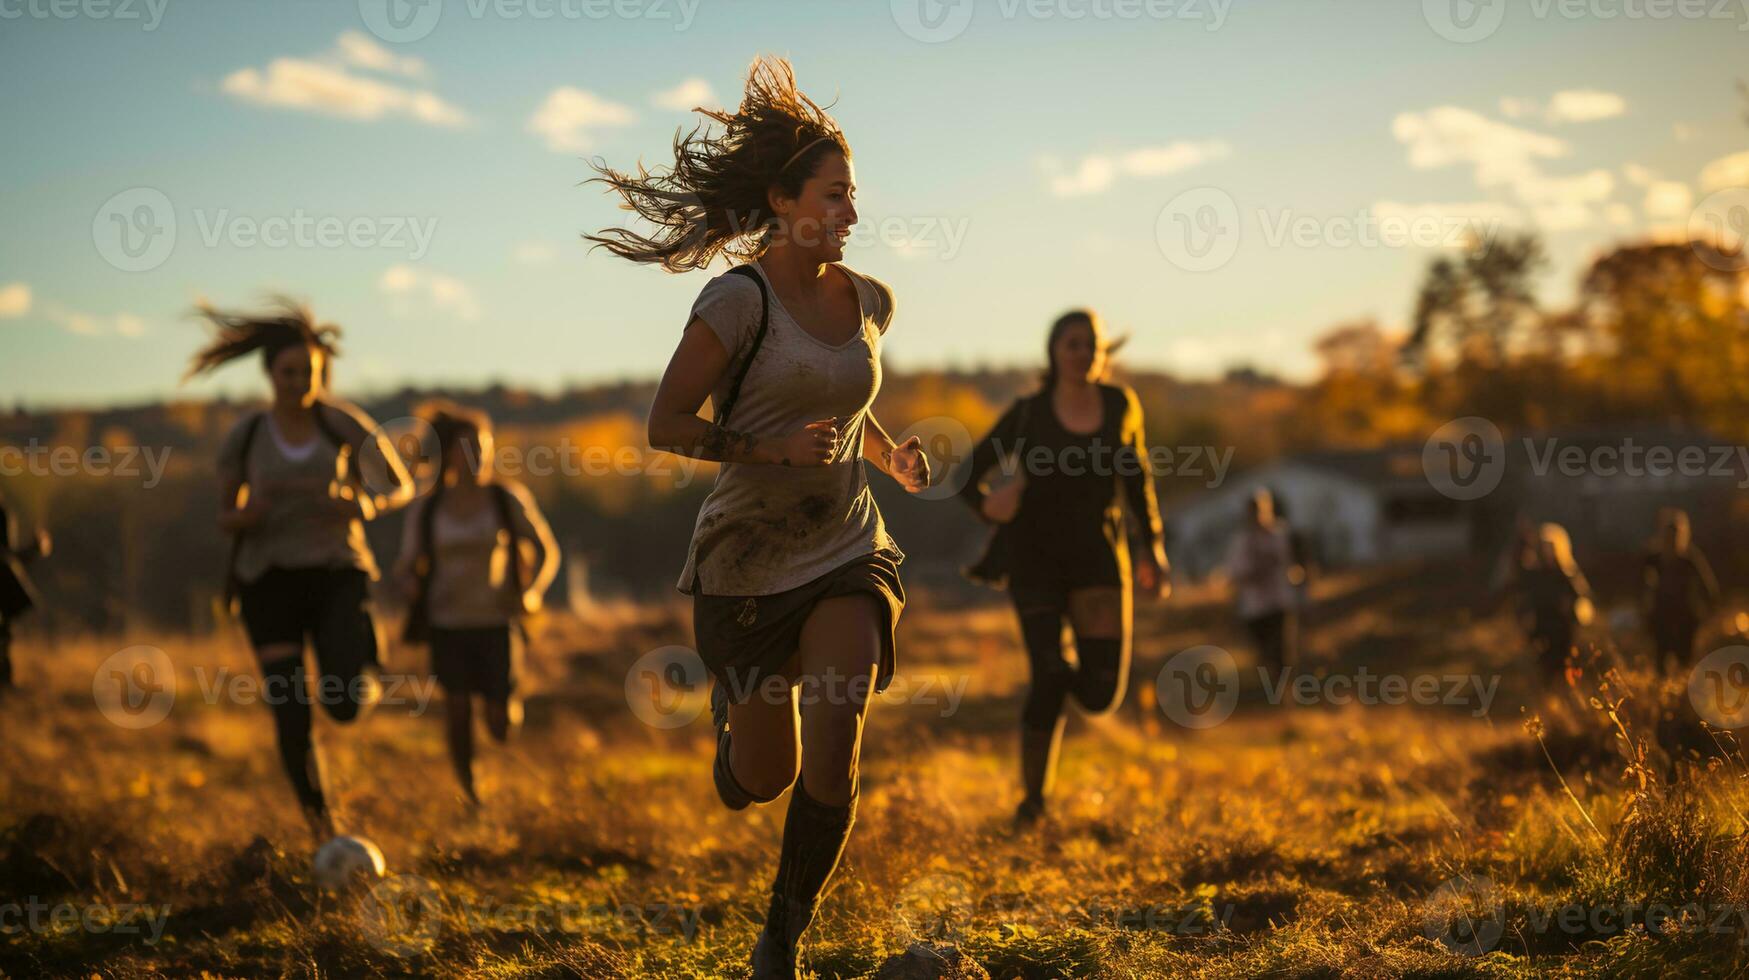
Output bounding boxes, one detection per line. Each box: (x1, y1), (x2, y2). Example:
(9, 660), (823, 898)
(774, 419), (840, 467)
(981, 480), (1023, 524)
(223, 489), (272, 532)
(1136, 547), (1170, 600)
(889, 435), (931, 493)
(322, 483), (370, 522)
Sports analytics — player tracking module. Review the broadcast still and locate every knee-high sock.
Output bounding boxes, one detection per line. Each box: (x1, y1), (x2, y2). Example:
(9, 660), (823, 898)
(1071, 636), (1128, 715)
(762, 776), (856, 953)
(262, 657), (327, 814)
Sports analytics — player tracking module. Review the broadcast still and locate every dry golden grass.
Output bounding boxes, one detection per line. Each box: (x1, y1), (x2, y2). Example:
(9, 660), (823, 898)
(3, 565), (1749, 978)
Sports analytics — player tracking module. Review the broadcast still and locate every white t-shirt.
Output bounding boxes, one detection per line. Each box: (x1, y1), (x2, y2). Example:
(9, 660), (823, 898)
(1227, 524), (1296, 619)
(677, 262), (903, 596)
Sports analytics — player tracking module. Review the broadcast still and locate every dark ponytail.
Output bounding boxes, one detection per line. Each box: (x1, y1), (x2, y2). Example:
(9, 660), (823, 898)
(185, 296), (341, 383)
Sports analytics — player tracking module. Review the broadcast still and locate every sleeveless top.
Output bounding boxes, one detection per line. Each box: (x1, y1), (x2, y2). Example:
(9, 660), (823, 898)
(677, 262), (903, 596)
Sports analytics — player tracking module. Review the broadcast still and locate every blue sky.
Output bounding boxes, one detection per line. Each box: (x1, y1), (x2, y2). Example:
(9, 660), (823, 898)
(1, 0), (1745, 408)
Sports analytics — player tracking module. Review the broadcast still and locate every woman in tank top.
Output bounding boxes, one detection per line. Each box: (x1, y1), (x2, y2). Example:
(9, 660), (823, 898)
(956, 309), (1168, 827)
(393, 400), (558, 805)
(589, 56), (929, 978)
(188, 298), (413, 837)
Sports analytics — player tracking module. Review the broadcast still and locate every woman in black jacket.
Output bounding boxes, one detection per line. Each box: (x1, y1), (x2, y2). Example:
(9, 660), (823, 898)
(957, 309), (1167, 826)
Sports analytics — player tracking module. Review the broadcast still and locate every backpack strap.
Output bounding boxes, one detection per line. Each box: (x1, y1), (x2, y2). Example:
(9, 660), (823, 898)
(490, 483), (525, 599)
(713, 264), (771, 428)
(492, 482), (535, 649)
(310, 402), (350, 452)
(400, 481), (444, 645)
(222, 412), (268, 612)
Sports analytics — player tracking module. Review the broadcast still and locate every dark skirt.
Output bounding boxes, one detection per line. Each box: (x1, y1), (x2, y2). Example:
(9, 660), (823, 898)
(430, 624), (521, 700)
(692, 549), (905, 697)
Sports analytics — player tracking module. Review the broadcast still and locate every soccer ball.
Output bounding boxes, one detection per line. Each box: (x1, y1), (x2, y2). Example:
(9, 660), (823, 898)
(313, 835), (387, 892)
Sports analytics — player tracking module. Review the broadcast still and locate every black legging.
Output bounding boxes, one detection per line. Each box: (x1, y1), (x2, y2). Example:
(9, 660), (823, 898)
(1015, 599), (1127, 731)
(1244, 610), (1297, 674)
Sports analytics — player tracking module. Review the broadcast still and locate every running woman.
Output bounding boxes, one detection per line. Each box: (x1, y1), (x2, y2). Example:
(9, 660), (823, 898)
(955, 310), (1167, 827)
(1517, 522), (1594, 684)
(394, 400), (558, 805)
(1640, 507), (1718, 677)
(0, 488), (51, 691)
(187, 299), (413, 836)
(589, 56), (929, 977)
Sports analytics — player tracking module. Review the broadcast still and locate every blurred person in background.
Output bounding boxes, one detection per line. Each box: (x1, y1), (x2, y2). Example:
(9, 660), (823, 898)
(955, 308), (1168, 829)
(1641, 507), (1719, 677)
(0, 487), (51, 692)
(187, 298), (413, 837)
(394, 400), (558, 806)
(1228, 488), (1300, 676)
(1517, 522), (1594, 686)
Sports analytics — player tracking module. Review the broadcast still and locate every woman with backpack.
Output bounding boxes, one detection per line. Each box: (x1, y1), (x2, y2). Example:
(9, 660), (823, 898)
(394, 400), (558, 805)
(188, 298), (413, 836)
(955, 309), (1168, 828)
(589, 56), (930, 977)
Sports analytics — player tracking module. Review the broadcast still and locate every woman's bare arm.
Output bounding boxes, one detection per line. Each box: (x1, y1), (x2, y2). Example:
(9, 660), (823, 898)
(647, 316), (836, 467)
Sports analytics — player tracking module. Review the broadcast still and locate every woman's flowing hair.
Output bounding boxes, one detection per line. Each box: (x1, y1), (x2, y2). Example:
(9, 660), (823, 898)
(585, 55), (849, 272)
(184, 296), (341, 383)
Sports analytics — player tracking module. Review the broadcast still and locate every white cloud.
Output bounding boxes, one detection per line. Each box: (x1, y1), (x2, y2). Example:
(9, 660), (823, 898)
(0, 282), (31, 318)
(1673, 122), (1694, 143)
(1499, 90), (1625, 125)
(527, 87), (635, 154)
(379, 264), (480, 320)
(1047, 139), (1231, 197)
(1643, 181), (1694, 221)
(1516, 169), (1614, 232)
(1604, 203), (1635, 227)
(1498, 96), (1534, 120)
(1371, 200), (1524, 245)
(1546, 89), (1626, 124)
(1049, 156), (1119, 197)
(651, 77), (717, 111)
(333, 30), (428, 79)
(221, 57), (467, 127)
(513, 242), (559, 265)
(1622, 163), (1657, 186)
(1700, 150), (1749, 193)
(41, 302), (146, 337)
(1515, 169), (1615, 205)
(1392, 106), (1568, 188)
(1392, 105), (1635, 231)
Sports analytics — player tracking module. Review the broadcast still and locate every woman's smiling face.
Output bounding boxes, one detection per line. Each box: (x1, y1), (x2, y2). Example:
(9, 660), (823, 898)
(1052, 316), (1107, 385)
(773, 150), (858, 262)
(267, 343), (322, 407)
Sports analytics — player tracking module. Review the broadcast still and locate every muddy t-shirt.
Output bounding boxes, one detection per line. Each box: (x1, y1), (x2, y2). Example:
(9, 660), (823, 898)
(678, 262), (903, 596)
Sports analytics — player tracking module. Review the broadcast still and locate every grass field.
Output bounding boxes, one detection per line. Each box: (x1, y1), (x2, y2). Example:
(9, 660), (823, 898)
(4, 561), (1749, 978)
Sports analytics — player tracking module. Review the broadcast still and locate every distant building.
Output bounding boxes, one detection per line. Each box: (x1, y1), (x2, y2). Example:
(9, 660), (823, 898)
(1164, 427), (1738, 579)
(1167, 445), (1464, 579)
